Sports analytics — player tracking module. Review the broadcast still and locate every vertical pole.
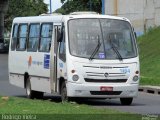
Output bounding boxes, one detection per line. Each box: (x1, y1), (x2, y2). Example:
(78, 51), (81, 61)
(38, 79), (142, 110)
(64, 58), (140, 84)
(114, 0), (118, 16)
(102, 0), (105, 14)
(90, 0), (92, 11)
(0, 12), (4, 43)
(50, 0), (52, 14)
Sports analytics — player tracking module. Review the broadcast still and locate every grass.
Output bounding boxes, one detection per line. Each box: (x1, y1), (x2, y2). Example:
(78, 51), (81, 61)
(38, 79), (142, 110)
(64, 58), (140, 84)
(138, 27), (160, 85)
(0, 96), (143, 120)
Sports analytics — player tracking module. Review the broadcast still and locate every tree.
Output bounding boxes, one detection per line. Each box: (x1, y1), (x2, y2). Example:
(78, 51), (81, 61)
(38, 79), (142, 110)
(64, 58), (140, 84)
(56, 0), (102, 15)
(5, 0), (48, 31)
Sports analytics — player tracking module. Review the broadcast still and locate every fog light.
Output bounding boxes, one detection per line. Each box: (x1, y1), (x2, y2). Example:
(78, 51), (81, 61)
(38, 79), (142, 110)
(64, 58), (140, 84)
(133, 76), (139, 82)
(72, 75), (79, 81)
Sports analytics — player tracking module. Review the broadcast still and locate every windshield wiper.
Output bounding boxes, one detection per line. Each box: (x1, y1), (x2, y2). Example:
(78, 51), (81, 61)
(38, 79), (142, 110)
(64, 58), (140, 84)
(89, 36), (101, 60)
(109, 36), (123, 61)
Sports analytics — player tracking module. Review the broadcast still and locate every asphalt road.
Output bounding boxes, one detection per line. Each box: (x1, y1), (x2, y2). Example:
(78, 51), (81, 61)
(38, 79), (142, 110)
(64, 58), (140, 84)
(0, 54), (160, 115)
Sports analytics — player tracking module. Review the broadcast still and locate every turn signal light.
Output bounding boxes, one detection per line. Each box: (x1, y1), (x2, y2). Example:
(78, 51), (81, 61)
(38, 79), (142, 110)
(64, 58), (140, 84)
(71, 70), (75, 73)
(135, 71), (139, 74)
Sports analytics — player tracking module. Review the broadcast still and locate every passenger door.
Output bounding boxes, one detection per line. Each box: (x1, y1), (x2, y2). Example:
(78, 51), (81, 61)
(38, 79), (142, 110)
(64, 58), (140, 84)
(50, 24), (62, 93)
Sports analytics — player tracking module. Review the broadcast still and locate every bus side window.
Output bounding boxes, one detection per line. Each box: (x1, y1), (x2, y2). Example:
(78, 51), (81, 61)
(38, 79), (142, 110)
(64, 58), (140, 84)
(16, 24), (28, 51)
(39, 23), (53, 52)
(28, 24), (40, 52)
(11, 24), (18, 51)
(59, 29), (66, 62)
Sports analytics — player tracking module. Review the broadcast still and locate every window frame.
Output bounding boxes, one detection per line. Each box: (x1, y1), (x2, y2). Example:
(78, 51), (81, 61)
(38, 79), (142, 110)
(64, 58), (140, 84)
(38, 22), (53, 53)
(16, 23), (28, 51)
(27, 23), (40, 52)
(11, 24), (19, 51)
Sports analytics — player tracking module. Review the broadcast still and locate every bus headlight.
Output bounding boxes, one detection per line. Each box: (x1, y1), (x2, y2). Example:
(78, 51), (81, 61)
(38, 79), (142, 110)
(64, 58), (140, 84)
(72, 74), (79, 81)
(133, 76), (139, 82)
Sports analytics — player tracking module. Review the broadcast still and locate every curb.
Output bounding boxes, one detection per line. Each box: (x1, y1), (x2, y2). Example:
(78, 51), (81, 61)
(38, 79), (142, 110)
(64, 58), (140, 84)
(139, 86), (160, 95)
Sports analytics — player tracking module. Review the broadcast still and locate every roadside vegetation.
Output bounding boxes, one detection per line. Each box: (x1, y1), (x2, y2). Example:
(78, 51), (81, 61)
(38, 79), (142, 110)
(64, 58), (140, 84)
(5, 0), (47, 31)
(56, 0), (101, 14)
(0, 96), (142, 120)
(138, 27), (160, 85)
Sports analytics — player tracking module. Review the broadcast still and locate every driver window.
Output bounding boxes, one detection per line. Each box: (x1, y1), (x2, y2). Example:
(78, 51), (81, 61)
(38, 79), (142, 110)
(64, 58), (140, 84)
(59, 30), (66, 62)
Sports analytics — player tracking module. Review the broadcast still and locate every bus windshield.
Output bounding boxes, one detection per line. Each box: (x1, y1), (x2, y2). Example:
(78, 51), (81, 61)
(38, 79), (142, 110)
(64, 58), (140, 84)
(68, 18), (137, 60)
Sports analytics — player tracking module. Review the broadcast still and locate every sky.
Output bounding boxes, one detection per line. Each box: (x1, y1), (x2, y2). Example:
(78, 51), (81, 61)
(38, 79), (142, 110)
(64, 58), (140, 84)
(43, 0), (62, 12)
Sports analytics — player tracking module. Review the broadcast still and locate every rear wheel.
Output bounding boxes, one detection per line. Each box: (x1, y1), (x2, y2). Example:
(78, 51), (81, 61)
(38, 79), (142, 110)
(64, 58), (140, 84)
(120, 98), (133, 105)
(26, 78), (35, 99)
(26, 78), (43, 99)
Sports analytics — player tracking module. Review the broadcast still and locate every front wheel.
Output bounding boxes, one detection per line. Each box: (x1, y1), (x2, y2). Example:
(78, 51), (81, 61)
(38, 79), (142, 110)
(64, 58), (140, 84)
(120, 98), (133, 105)
(61, 82), (69, 102)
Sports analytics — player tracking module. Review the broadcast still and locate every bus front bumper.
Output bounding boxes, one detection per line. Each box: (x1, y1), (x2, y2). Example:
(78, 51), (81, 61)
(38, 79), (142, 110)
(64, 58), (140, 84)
(67, 82), (139, 98)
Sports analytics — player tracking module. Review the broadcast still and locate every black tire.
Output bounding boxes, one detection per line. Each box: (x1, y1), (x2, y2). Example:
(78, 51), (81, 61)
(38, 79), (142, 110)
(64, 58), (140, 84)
(26, 78), (44, 99)
(35, 91), (44, 99)
(26, 78), (35, 99)
(120, 98), (133, 105)
(61, 82), (69, 102)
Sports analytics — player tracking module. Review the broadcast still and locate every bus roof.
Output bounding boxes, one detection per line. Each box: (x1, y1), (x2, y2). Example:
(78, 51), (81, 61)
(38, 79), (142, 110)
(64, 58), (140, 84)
(13, 15), (64, 23)
(13, 14), (130, 23)
(66, 14), (129, 22)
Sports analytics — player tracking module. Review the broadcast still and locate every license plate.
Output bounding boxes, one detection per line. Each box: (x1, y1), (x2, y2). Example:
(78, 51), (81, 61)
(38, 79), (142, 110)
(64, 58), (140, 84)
(100, 86), (113, 91)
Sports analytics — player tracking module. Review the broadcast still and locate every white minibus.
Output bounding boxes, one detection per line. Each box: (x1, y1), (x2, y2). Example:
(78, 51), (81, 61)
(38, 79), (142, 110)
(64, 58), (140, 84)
(9, 12), (140, 105)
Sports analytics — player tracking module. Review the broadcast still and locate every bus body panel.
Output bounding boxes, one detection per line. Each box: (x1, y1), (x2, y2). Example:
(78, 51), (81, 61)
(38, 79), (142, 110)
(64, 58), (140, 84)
(9, 51), (51, 93)
(65, 55), (139, 98)
(9, 16), (64, 93)
(67, 82), (138, 98)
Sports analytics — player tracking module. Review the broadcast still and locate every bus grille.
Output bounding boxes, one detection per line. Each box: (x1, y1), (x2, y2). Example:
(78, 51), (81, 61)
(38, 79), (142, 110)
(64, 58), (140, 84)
(90, 91), (122, 95)
(84, 78), (127, 83)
